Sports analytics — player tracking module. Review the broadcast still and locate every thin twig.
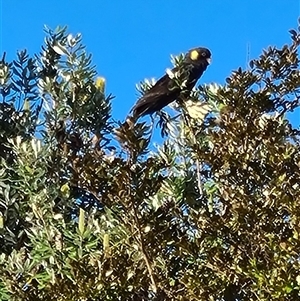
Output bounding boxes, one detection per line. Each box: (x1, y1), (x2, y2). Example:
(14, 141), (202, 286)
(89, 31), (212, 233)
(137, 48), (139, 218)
(195, 158), (203, 195)
(132, 205), (158, 293)
(182, 111), (203, 195)
(127, 142), (158, 294)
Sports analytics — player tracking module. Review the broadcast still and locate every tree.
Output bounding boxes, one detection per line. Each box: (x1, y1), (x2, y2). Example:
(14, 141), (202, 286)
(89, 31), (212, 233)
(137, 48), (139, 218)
(0, 23), (299, 300)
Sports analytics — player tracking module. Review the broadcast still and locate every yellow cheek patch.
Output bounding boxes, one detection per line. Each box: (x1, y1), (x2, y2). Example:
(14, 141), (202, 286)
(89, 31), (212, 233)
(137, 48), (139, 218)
(190, 50), (199, 60)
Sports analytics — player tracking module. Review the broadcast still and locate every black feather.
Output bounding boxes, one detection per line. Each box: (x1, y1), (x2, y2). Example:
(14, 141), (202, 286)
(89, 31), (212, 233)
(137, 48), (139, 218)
(130, 47), (211, 120)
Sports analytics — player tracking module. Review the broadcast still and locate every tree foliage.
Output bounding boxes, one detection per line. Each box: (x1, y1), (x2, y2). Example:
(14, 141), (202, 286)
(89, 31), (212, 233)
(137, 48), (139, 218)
(0, 24), (300, 300)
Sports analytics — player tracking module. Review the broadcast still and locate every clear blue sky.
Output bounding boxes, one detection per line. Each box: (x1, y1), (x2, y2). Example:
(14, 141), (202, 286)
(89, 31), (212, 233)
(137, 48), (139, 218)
(1, 1), (299, 125)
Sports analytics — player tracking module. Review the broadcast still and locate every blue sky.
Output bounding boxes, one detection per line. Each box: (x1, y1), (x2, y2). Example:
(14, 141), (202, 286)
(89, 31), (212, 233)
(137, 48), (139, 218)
(1, 1), (299, 126)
